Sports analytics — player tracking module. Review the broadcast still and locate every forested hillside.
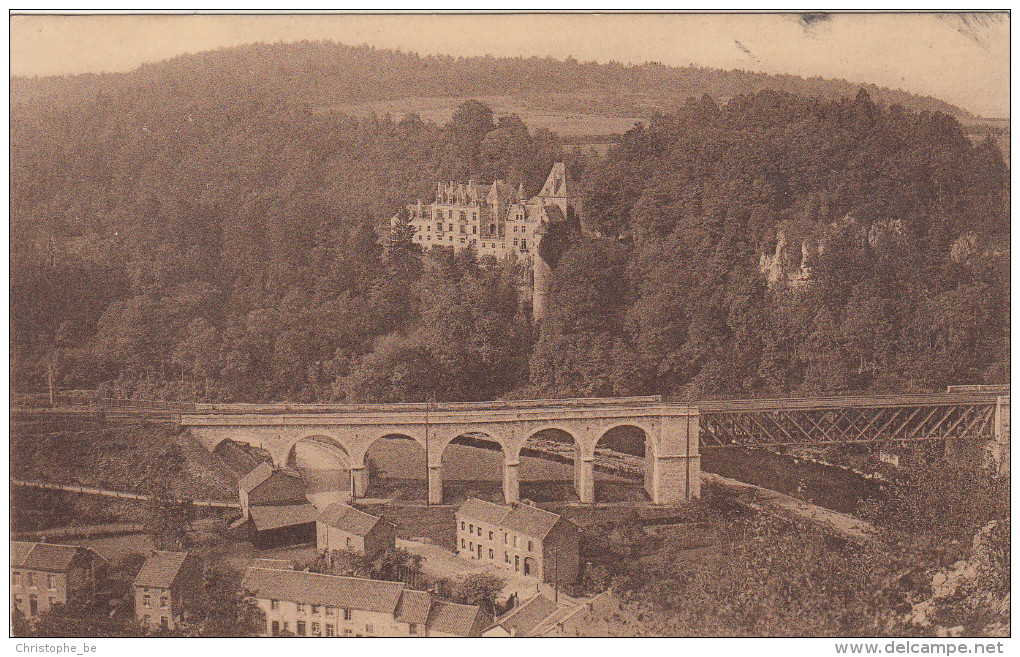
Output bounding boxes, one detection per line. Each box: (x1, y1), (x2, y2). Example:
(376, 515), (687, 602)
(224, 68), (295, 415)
(11, 41), (970, 119)
(10, 44), (1008, 403)
(533, 91), (1009, 399)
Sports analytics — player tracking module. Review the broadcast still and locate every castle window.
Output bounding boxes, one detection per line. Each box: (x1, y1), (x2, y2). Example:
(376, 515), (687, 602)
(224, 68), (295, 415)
(472, 226), (477, 234)
(521, 239), (527, 251)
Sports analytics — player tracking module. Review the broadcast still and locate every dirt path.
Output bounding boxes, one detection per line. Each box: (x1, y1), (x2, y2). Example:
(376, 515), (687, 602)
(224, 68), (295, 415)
(702, 472), (877, 545)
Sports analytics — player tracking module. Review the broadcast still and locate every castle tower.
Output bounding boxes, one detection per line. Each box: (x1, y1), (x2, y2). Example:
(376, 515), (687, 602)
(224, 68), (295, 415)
(532, 221), (551, 324)
(535, 162), (583, 226)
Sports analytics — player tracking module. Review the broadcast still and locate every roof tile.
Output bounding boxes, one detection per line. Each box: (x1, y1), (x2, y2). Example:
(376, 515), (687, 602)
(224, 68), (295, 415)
(427, 600), (483, 636)
(457, 498), (510, 526)
(241, 567), (404, 614)
(394, 589), (432, 624)
(238, 462), (273, 493)
(134, 552), (191, 588)
(494, 593), (558, 636)
(501, 504), (562, 539)
(317, 503), (383, 536)
(249, 503), (319, 532)
(19, 543), (82, 572)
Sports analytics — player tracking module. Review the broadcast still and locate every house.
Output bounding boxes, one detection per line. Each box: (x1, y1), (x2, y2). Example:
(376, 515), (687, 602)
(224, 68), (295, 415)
(11, 541), (109, 617)
(237, 463), (317, 548)
(238, 462), (307, 518)
(316, 503), (396, 559)
(483, 593), (560, 637)
(241, 567), (485, 637)
(133, 551), (203, 631)
(455, 498), (580, 584)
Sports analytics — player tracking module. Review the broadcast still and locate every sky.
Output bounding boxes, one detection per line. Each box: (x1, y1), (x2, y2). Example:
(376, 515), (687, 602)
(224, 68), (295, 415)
(8, 12), (1011, 117)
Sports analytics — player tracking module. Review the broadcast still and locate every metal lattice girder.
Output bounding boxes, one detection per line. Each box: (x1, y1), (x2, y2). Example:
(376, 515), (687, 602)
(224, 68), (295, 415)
(698, 392), (1000, 448)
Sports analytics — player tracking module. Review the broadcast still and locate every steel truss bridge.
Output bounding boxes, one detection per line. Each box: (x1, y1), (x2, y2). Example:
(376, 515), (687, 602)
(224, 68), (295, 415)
(697, 392), (1009, 450)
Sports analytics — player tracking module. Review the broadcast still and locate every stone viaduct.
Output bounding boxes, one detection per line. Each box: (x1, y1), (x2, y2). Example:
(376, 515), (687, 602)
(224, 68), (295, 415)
(181, 397), (700, 505)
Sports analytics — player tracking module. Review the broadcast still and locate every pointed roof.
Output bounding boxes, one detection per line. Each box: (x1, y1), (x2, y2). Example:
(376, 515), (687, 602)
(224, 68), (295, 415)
(317, 503), (385, 536)
(426, 600), (485, 636)
(536, 162), (577, 199)
(13, 542), (95, 572)
(501, 504), (563, 539)
(134, 551), (193, 588)
(11, 541), (35, 566)
(491, 593), (559, 637)
(238, 462), (273, 493)
(394, 589), (433, 624)
(457, 497), (511, 526)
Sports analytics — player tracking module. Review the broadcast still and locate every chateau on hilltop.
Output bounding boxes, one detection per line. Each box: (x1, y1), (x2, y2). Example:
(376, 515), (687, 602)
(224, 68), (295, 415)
(391, 163), (584, 320)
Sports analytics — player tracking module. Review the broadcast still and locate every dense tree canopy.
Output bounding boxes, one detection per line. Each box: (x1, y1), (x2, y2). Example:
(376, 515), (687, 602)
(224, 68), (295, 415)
(10, 45), (1008, 404)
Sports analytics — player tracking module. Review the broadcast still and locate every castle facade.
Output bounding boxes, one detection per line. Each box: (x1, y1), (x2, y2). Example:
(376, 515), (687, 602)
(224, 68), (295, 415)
(393, 162), (582, 261)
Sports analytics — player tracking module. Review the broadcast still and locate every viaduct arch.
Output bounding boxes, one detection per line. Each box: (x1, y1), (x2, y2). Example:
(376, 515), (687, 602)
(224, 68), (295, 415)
(181, 397), (700, 505)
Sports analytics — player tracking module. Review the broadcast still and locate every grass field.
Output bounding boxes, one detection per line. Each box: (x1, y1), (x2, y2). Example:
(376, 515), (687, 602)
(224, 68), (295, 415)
(321, 94), (646, 138)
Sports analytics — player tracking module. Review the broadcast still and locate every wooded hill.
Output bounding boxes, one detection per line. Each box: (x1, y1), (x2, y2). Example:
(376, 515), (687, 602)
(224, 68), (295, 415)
(10, 43), (1007, 403)
(12, 41), (971, 119)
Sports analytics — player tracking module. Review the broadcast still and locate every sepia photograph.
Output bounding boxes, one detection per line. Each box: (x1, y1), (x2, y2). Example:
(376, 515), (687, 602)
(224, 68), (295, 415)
(7, 10), (1011, 649)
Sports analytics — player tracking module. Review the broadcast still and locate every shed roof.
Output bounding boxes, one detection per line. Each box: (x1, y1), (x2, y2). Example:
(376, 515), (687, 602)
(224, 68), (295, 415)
(457, 497), (510, 526)
(493, 593), (558, 637)
(249, 503), (319, 532)
(427, 600), (483, 636)
(240, 567), (404, 614)
(317, 503), (383, 536)
(18, 543), (82, 572)
(134, 552), (191, 589)
(394, 589), (432, 625)
(501, 504), (563, 539)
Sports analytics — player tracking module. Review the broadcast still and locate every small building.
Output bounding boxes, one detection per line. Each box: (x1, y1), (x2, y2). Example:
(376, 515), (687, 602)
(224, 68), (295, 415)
(238, 462), (307, 518)
(316, 503), (396, 559)
(236, 463), (317, 549)
(11, 541), (109, 617)
(133, 551), (203, 631)
(455, 498), (580, 585)
(483, 593), (560, 637)
(241, 566), (484, 637)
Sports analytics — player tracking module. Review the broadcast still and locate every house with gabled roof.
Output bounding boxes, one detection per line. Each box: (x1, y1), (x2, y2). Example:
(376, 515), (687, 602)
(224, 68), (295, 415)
(10, 541), (109, 617)
(316, 503), (396, 559)
(455, 498), (579, 585)
(240, 567), (484, 637)
(133, 551), (203, 631)
(236, 463), (316, 548)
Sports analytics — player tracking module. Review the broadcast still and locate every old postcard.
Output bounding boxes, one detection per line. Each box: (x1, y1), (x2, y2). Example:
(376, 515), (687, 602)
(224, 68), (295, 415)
(8, 11), (1010, 651)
